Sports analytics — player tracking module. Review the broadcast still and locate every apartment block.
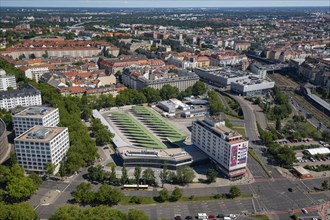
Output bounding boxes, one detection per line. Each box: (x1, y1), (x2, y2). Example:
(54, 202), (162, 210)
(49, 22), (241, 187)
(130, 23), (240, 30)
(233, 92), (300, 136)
(14, 126), (69, 174)
(192, 117), (248, 180)
(0, 69), (17, 91)
(0, 84), (42, 110)
(13, 107), (60, 136)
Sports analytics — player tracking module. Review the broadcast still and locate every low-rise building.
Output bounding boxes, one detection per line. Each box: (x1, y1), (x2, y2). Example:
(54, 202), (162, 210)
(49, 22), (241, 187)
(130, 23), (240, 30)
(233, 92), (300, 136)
(231, 78), (275, 97)
(0, 84), (42, 110)
(13, 107), (60, 136)
(116, 146), (193, 169)
(192, 117), (248, 180)
(14, 126), (69, 174)
(195, 67), (249, 87)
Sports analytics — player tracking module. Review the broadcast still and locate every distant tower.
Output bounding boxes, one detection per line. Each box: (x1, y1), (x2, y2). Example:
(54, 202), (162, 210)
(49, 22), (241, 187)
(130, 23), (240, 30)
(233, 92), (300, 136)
(179, 34), (183, 41)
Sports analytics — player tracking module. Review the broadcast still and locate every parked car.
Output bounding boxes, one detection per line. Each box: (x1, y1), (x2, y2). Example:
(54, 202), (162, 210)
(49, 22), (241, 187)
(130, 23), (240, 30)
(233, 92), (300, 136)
(174, 215), (182, 220)
(301, 208), (308, 214)
(185, 216), (193, 220)
(208, 214), (215, 219)
(288, 188), (293, 192)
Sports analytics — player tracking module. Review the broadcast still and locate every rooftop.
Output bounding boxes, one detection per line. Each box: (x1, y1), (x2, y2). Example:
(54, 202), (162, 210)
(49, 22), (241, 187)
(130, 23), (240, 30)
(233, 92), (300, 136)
(14, 107), (57, 118)
(15, 126), (67, 142)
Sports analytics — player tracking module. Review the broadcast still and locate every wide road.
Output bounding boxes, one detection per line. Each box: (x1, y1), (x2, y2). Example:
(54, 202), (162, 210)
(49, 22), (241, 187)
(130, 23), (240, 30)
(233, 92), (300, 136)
(31, 175), (330, 220)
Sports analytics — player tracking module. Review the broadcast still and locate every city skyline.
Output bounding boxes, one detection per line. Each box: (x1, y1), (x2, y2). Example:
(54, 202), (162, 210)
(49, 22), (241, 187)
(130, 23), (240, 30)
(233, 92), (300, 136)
(2, 0), (329, 7)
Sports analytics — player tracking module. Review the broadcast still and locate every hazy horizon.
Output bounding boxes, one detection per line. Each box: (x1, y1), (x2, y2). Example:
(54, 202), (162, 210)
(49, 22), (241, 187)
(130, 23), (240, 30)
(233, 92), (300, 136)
(2, 0), (329, 8)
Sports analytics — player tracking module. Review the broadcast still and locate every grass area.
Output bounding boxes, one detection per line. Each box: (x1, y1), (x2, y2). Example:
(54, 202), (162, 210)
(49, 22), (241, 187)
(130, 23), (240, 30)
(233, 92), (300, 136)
(233, 127), (246, 138)
(120, 194), (253, 206)
(249, 214), (270, 220)
(131, 106), (186, 143)
(110, 112), (166, 149)
(106, 162), (115, 168)
(248, 149), (272, 178)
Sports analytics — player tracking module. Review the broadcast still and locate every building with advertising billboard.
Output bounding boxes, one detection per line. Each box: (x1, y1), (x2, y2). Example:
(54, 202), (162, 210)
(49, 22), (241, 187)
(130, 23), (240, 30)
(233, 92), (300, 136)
(191, 117), (248, 180)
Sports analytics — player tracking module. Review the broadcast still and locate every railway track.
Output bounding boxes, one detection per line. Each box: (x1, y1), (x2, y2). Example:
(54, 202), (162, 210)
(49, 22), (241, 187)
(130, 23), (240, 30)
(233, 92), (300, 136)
(269, 74), (330, 128)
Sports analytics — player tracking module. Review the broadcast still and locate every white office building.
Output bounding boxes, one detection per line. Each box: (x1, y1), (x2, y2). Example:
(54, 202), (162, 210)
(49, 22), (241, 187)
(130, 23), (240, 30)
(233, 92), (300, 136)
(192, 117), (248, 180)
(14, 126), (69, 174)
(0, 69), (17, 91)
(13, 107), (60, 136)
(0, 84), (42, 110)
(231, 79), (275, 97)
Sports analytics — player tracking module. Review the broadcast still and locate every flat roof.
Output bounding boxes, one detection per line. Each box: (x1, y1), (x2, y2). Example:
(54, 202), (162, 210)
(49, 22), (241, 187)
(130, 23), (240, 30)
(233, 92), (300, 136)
(117, 146), (192, 161)
(15, 126), (67, 142)
(14, 107), (57, 118)
(293, 166), (310, 175)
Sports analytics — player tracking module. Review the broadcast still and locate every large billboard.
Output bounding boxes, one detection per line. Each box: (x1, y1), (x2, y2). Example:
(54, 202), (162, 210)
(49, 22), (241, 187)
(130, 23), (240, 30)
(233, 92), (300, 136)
(230, 142), (248, 167)
(230, 144), (239, 167)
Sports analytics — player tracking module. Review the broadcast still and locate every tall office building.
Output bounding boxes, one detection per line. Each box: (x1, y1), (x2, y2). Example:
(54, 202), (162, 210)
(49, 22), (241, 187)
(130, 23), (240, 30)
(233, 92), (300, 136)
(192, 117), (248, 180)
(13, 107), (60, 136)
(14, 126), (69, 174)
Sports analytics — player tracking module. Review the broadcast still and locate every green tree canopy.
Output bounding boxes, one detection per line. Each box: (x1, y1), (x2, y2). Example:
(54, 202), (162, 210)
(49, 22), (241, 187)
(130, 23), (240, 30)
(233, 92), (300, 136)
(206, 168), (217, 183)
(192, 81), (206, 96)
(49, 205), (86, 220)
(229, 186), (241, 198)
(128, 208), (149, 220)
(159, 84), (179, 100)
(170, 187), (182, 201)
(73, 182), (95, 205)
(0, 202), (38, 220)
(142, 87), (161, 103)
(142, 168), (156, 186)
(176, 166), (195, 185)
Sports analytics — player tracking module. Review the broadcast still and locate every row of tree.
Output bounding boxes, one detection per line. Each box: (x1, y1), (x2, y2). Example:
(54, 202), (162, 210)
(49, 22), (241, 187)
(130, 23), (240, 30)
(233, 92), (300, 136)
(257, 123), (296, 168)
(91, 118), (114, 146)
(73, 183), (123, 206)
(49, 205), (148, 220)
(208, 90), (224, 116)
(267, 86), (292, 120)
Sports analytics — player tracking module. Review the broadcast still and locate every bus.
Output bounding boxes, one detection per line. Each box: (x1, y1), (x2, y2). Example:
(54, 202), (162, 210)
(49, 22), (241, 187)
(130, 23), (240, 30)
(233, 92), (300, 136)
(123, 184), (149, 190)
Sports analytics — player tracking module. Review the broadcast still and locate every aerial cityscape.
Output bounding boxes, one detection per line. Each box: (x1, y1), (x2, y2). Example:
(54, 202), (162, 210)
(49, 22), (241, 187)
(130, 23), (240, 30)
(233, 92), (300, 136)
(0, 2), (329, 220)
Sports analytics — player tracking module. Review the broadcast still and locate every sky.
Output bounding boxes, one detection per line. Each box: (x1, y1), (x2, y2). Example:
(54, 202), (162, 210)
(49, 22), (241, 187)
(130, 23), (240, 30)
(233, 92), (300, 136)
(1, 0), (329, 8)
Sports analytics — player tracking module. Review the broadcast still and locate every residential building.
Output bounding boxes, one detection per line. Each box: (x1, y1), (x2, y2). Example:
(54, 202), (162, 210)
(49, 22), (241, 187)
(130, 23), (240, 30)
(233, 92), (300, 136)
(0, 69), (17, 91)
(0, 84), (42, 110)
(192, 117), (248, 180)
(122, 67), (199, 91)
(14, 126), (69, 174)
(13, 107), (60, 136)
(0, 118), (9, 164)
(21, 65), (49, 82)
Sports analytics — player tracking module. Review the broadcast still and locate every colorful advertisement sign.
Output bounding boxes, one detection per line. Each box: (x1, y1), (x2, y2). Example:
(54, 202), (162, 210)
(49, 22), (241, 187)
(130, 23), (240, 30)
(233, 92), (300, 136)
(230, 144), (238, 167)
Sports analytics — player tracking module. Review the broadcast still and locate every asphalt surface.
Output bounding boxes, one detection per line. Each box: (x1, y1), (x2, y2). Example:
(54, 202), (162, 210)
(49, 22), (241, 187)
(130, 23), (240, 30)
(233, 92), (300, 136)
(31, 167), (330, 220)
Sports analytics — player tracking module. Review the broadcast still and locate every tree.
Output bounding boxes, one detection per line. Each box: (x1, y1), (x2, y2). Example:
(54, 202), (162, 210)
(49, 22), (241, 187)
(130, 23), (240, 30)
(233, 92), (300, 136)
(206, 168), (217, 183)
(128, 209), (149, 220)
(0, 202), (38, 220)
(158, 188), (169, 202)
(134, 167), (142, 189)
(121, 165), (129, 185)
(192, 81), (206, 96)
(29, 173), (43, 187)
(159, 84), (179, 100)
(6, 176), (37, 202)
(322, 130), (330, 143)
(109, 165), (117, 183)
(87, 165), (105, 183)
(84, 206), (127, 220)
(322, 180), (329, 190)
(176, 166), (195, 185)
(208, 90), (224, 116)
(142, 87), (161, 103)
(45, 162), (56, 175)
(49, 205), (85, 220)
(142, 168), (156, 186)
(95, 184), (123, 205)
(73, 182), (95, 205)
(276, 118), (282, 131)
(159, 164), (168, 188)
(229, 186), (241, 198)
(170, 187), (182, 201)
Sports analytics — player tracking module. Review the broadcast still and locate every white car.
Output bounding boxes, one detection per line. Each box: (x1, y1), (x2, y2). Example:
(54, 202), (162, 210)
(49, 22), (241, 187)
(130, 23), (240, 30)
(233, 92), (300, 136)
(301, 208), (308, 214)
